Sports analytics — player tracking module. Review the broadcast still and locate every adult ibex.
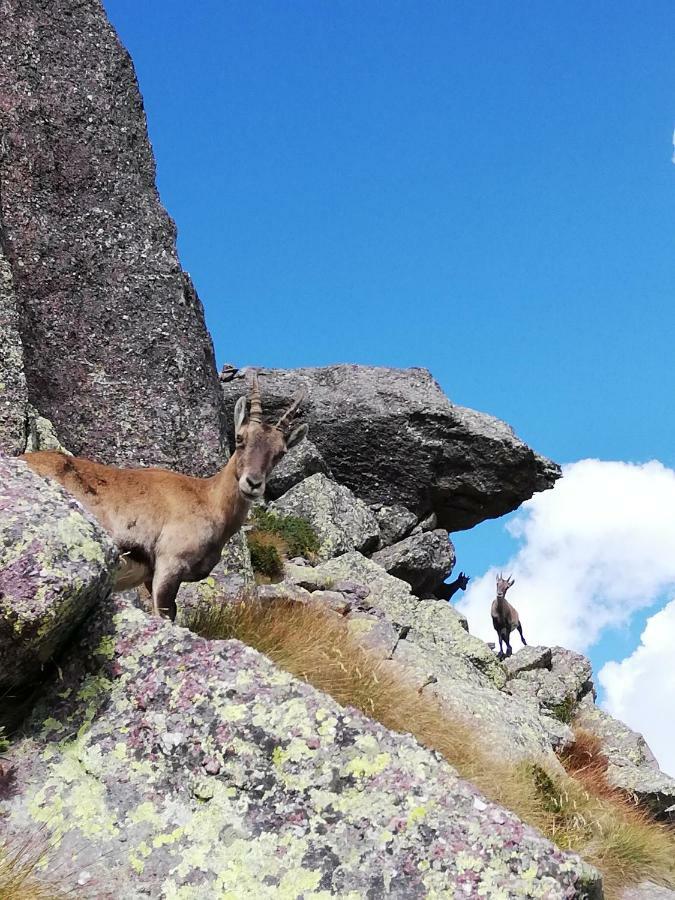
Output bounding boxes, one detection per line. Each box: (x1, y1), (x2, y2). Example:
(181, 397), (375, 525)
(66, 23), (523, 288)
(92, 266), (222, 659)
(22, 373), (307, 621)
(491, 573), (527, 660)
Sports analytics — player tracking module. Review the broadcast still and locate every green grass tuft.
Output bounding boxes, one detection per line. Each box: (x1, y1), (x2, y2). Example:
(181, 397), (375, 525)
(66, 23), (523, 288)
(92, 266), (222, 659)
(246, 508), (320, 580)
(250, 507), (320, 558)
(550, 696), (576, 724)
(248, 538), (284, 579)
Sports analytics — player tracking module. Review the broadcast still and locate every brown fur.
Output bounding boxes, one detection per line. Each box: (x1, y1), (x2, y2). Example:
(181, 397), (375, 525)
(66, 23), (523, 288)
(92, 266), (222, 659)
(21, 378), (307, 621)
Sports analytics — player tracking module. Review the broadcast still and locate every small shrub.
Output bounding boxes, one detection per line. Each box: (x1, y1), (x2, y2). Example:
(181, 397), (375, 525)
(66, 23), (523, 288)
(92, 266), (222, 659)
(250, 508), (319, 559)
(549, 696), (576, 724)
(248, 537), (284, 580)
(247, 508), (320, 580)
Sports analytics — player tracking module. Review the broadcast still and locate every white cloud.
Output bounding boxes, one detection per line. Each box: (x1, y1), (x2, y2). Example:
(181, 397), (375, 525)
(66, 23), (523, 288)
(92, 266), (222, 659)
(456, 458), (675, 774)
(457, 459), (675, 653)
(600, 600), (675, 778)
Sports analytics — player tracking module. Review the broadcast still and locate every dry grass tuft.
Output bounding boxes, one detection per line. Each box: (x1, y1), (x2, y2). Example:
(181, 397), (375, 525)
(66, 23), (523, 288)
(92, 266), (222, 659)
(0, 837), (68, 900)
(561, 727), (620, 800)
(193, 595), (675, 898)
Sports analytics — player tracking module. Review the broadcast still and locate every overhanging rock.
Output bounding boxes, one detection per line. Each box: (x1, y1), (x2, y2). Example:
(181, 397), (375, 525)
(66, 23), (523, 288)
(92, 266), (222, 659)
(220, 365), (560, 530)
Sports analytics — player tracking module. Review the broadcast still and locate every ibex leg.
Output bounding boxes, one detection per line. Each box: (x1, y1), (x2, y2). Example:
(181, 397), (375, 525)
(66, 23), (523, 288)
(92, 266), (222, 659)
(151, 565), (181, 621)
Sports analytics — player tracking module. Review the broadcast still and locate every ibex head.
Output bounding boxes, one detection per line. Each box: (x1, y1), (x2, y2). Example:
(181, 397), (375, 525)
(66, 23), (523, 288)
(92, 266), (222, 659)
(232, 372), (308, 501)
(496, 573), (515, 599)
(456, 571), (470, 591)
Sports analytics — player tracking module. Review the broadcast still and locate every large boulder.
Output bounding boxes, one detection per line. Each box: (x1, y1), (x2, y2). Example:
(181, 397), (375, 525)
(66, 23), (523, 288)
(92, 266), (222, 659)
(372, 502), (419, 547)
(0, 248), (64, 455)
(505, 647), (595, 722)
(0, 0), (227, 474)
(265, 438), (331, 500)
(270, 473), (380, 560)
(0, 250), (27, 456)
(0, 457), (116, 692)
(220, 365), (561, 530)
(371, 528), (456, 594)
(0, 594), (600, 898)
(621, 885), (675, 900)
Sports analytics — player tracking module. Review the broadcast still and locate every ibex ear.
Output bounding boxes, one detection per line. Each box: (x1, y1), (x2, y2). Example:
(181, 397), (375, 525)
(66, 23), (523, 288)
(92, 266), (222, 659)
(285, 423), (308, 450)
(234, 396), (248, 434)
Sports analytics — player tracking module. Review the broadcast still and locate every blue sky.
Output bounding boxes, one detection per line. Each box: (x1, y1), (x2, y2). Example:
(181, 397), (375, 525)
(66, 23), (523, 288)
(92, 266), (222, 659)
(102, 2), (674, 732)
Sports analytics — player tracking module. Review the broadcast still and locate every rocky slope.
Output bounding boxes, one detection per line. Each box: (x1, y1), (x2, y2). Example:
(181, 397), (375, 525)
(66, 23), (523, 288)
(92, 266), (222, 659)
(0, 3), (673, 898)
(2, 591), (599, 899)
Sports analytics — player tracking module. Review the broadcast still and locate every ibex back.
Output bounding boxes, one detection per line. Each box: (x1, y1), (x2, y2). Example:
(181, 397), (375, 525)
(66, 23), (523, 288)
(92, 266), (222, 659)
(21, 373), (308, 621)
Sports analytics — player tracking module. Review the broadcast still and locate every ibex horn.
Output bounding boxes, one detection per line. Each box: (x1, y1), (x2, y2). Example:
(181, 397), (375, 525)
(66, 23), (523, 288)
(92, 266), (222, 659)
(276, 385), (308, 431)
(248, 371), (263, 423)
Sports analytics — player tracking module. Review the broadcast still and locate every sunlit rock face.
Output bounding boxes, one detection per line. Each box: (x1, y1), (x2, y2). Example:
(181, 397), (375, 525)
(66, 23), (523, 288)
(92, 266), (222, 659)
(0, 456), (116, 693)
(576, 701), (675, 821)
(283, 554), (575, 763)
(0, 0), (227, 474)
(0, 250), (27, 456)
(220, 365), (561, 531)
(1, 594), (600, 898)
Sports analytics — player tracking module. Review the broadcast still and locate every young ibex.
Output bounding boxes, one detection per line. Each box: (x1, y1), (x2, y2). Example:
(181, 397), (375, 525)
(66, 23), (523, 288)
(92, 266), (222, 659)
(21, 373), (308, 621)
(436, 571), (470, 601)
(491, 573), (527, 660)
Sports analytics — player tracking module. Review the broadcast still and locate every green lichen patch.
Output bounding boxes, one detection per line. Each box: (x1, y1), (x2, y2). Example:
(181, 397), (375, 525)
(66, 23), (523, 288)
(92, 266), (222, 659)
(0, 595), (600, 897)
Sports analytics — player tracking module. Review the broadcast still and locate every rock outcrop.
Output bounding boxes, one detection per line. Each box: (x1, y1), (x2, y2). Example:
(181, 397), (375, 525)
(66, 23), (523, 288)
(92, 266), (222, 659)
(0, 456), (116, 693)
(265, 438), (331, 500)
(576, 700), (675, 820)
(220, 365), (561, 530)
(372, 502), (419, 547)
(0, 249), (26, 455)
(270, 473), (380, 560)
(371, 528), (456, 594)
(0, 246), (64, 454)
(0, 0), (227, 474)
(505, 646), (595, 721)
(1, 594), (600, 898)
